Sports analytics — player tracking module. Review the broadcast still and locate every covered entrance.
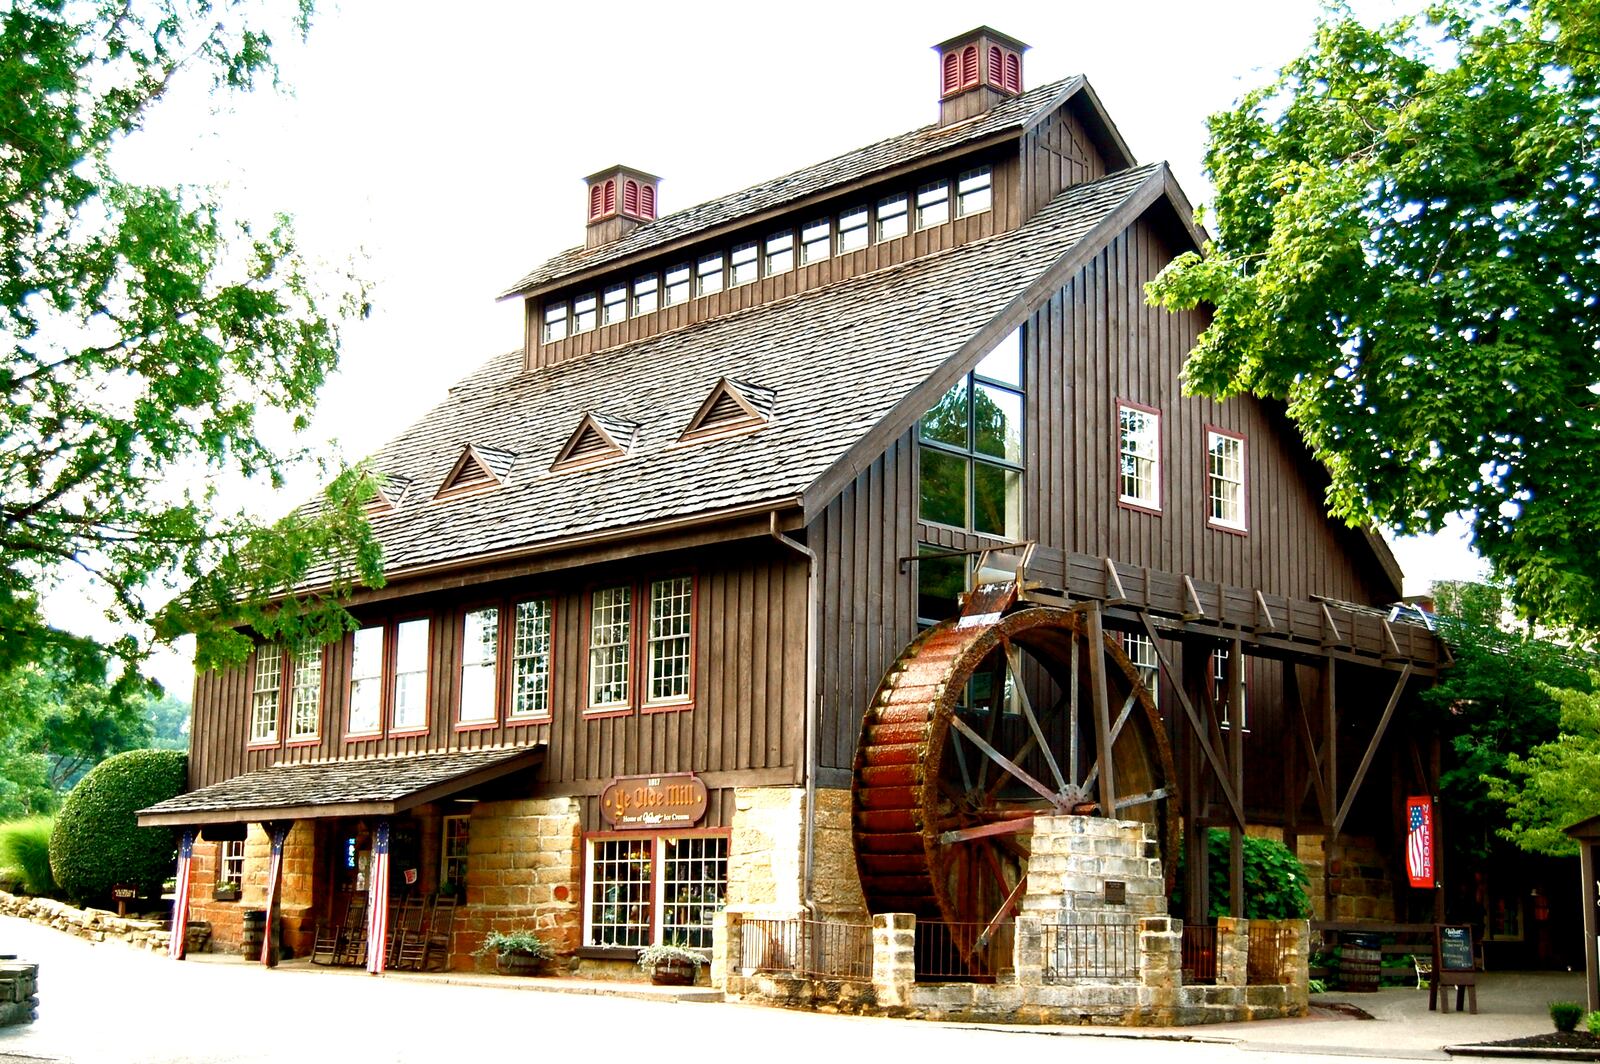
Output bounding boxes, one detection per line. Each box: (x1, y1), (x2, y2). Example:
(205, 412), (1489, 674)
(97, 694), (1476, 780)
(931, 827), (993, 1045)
(138, 746), (543, 973)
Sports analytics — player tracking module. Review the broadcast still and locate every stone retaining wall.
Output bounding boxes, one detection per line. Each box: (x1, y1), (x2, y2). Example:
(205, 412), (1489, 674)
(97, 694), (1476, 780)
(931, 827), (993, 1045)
(0, 891), (170, 952)
(0, 960), (39, 1027)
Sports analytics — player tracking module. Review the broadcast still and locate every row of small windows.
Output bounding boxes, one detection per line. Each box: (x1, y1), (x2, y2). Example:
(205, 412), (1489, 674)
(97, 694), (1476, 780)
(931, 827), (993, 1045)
(244, 577), (695, 748)
(941, 43), (1022, 96)
(1117, 404), (1248, 532)
(543, 166), (993, 343)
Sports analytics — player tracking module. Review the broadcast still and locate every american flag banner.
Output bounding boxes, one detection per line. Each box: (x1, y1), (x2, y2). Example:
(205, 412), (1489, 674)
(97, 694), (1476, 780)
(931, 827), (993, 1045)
(261, 823), (289, 965)
(365, 820), (391, 974)
(168, 829), (195, 960)
(1407, 796), (1435, 889)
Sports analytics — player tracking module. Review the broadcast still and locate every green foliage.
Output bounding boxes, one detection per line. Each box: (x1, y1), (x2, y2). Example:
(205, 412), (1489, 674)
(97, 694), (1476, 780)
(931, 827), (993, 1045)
(1171, 829), (1311, 919)
(1422, 581), (1594, 861)
(1146, 1), (1600, 630)
(143, 695), (190, 752)
(1550, 1001), (1584, 1032)
(636, 942), (707, 968)
(1307, 977), (1328, 995)
(48, 749), (185, 905)
(0, 816), (57, 896)
(474, 930), (554, 959)
(0, 0), (383, 697)
(1587, 1009), (1600, 1036)
(1485, 671), (1600, 856)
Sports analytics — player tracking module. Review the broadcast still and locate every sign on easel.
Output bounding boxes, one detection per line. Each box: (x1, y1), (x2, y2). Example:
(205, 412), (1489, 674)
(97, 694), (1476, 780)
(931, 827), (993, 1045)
(1431, 924), (1478, 1014)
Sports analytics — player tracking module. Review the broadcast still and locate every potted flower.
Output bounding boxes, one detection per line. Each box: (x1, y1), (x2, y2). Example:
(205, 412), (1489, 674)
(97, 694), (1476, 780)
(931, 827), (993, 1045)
(474, 930), (555, 976)
(637, 942), (706, 986)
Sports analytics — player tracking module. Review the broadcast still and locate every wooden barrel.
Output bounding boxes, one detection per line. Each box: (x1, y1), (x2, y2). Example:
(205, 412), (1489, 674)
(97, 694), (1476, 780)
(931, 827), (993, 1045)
(1340, 932), (1381, 992)
(239, 910), (278, 958)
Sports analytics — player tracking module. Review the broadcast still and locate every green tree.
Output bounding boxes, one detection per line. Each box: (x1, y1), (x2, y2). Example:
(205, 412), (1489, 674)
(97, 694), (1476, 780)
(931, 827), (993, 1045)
(0, 0), (384, 696)
(48, 748), (185, 904)
(143, 694), (190, 752)
(1147, 1), (1600, 630)
(1486, 674), (1600, 856)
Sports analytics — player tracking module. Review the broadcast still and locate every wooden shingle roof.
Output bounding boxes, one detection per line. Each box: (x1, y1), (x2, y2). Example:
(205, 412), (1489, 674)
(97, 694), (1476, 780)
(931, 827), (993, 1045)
(311, 163), (1171, 586)
(501, 76), (1099, 298)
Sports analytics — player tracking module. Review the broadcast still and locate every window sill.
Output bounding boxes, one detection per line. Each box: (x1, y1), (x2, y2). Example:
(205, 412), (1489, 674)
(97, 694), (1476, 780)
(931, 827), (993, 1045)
(343, 731), (382, 744)
(246, 740), (279, 751)
(1208, 520), (1249, 537)
(452, 721), (498, 732)
(1117, 498), (1162, 517)
(642, 700), (694, 715)
(285, 738), (321, 748)
(506, 715), (552, 727)
(388, 727), (430, 738)
(578, 946), (644, 962)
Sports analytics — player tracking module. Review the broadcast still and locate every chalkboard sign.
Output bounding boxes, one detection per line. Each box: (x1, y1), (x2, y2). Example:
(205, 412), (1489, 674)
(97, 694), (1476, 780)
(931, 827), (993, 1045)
(1438, 925), (1475, 971)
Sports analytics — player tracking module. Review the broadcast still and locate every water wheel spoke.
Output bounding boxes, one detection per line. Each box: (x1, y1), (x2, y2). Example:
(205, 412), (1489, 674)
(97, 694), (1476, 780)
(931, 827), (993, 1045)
(973, 657), (1007, 791)
(948, 715), (1068, 810)
(948, 727), (975, 794)
(1109, 688), (1138, 745)
(1068, 636), (1080, 783)
(1114, 787), (1172, 811)
(1003, 640), (1069, 795)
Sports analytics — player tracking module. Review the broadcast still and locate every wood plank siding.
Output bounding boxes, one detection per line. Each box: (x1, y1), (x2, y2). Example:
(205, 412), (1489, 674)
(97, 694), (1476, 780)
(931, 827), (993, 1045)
(188, 542), (808, 808)
(807, 208), (1400, 830)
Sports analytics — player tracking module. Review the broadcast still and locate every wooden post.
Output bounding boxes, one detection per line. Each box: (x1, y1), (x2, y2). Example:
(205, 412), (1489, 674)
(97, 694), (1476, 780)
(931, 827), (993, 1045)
(1581, 841), (1598, 1013)
(1282, 661), (1300, 868)
(1431, 734), (1445, 924)
(1228, 638), (1244, 919)
(1182, 640), (1209, 924)
(1321, 661), (1338, 920)
(1085, 600), (1116, 817)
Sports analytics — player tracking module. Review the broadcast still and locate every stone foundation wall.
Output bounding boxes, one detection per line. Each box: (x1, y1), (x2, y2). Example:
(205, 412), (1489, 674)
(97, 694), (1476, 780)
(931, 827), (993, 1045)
(0, 891), (169, 952)
(810, 788), (867, 918)
(1297, 834), (1395, 922)
(452, 796), (583, 972)
(0, 960), (39, 1027)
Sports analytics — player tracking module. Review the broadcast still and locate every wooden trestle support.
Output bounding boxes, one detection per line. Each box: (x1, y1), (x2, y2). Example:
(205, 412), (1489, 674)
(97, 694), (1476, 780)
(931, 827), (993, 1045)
(852, 574), (1178, 977)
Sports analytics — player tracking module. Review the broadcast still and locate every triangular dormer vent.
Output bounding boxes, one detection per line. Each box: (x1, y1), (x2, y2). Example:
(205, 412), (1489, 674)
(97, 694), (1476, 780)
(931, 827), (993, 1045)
(435, 445), (510, 500)
(365, 473), (414, 516)
(679, 378), (773, 443)
(552, 413), (637, 471)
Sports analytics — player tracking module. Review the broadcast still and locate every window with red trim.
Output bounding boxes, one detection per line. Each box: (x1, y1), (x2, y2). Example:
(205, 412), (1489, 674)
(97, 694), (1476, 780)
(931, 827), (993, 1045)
(344, 618), (432, 739)
(248, 641), (323, 748)
(640, 183), (656, 219)
(623, 179), (640, 216)
(588, 183), (604, 220)
(988, 45), (1003, 87)
(942, 51), (960, 95)
(583, 832), (727, 950)
(961, 45), (978, 88)
(603, 179), (617, 215)
(1004, 51), (1021, 93)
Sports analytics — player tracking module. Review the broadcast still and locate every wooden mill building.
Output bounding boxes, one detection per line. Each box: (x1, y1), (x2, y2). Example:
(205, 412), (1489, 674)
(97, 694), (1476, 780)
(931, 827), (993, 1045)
(141, 27), (1442, 974)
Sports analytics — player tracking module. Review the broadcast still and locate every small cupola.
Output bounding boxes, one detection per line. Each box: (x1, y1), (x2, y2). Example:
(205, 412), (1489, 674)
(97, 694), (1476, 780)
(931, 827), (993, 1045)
(934, 27), (1028, 127)
(584, 165), (661, 249)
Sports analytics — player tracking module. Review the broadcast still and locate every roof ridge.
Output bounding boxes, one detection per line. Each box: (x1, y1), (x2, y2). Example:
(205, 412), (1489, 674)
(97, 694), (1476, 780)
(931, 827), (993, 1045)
(500, 76), (1085, 299)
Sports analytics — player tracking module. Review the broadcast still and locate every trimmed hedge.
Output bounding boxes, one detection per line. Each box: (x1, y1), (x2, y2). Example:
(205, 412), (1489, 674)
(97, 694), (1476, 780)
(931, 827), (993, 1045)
(49, 749), (186, 905)
(0, 816), (56, 896)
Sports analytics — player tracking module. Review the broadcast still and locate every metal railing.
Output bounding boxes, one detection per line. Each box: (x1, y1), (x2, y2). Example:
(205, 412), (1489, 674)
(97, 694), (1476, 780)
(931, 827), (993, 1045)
(1248, 923), (1292, 984)
(1042, 919), (1139, 982)
(739, 917), (873, 984)
(915, 919), (1014, 983)
(1181, 922), (1217, 985)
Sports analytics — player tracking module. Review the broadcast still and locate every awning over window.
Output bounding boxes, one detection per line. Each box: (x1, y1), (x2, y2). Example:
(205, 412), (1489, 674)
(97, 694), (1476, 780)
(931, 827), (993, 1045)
(136, 746), (544, 827)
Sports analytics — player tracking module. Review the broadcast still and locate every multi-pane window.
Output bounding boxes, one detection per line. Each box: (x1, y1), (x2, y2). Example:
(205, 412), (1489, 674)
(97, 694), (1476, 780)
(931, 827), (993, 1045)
(441, 816), (470, 893)
(632, 274), (659, 316)
(663, 264), (691, 307)
(764, 231), (794, 276)
(1118, 404), (1161, 510)
(917, 327), (1025, 538)
(800, 218), (830, 265)
(646, 577), (693, 705)
(695, 253), (725, 297)
(601, 283), (627, 326)
(956, 166), (993, 217)
(220, 840), (245, 890)
(916, 180), (950, 230)
(287, 641), (322, 741)
(837, 206), (869, 253)
(1122, 632), (1160, 708)
(392, 618), (429, 731)
(588, 586), (632, 709)
(585, 834), (728, 950)
(1211, 649), (1249, 730)
(249, 644), (282, 744)
(348, 626), (383, 735)
(1207, 429), (1247, 531)
(510, 598), (553, 720)
(729, 242), (758, 287)
(459, 607), (499, 724)
(572, 293), (597, 334)
(542, 301), (569, 343)
(876, 194), (908, 241)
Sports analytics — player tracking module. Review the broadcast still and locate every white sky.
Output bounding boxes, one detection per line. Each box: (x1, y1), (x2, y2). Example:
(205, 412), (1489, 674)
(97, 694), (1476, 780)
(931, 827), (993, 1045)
(74, 0), (1488, 695)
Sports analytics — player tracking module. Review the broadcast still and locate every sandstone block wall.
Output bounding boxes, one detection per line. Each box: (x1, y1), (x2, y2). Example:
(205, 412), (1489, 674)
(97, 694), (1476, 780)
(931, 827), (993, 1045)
(452, 795), (582, 971)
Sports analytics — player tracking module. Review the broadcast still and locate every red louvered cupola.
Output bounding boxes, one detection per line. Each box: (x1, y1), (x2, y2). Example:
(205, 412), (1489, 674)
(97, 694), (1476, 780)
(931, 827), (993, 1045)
(934, 27), (1028, 127)
(583, 164), (662, 249)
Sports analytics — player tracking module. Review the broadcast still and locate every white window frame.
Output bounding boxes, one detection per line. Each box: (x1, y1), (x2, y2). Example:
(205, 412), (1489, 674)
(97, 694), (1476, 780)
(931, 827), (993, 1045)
(441, 815), (470, 892)
(729, 241), (758, 287)
(249, 644), (282, 745)
(694, 253), (725, 298)
(800, 218), (830, 265)
(391, 617), (430, 733)
(1207, 428), (1248, 532)
(572, 293), (597, 334)
(1117, 402), (1162, 512)
(287, 640), (322, 742)
(876, 193), (908, 241)
(509, 597), (553, 721)
(662, 263), (691, 307)
(582, 833), (728, 951)
(632, 273), (659, 316)
(601, 282), (627, 326)
(645, 576), (694, 707)
(458, 607), (499, 726)
(587, 586), (632, 712)
(1211, 648), (1249, 730)
(1121, 631), (1159, 709)
(956, 166), (993, 217)
(541, 300), (569, 343)
(836, 206), (869, 253)
(220, 840), (245, 890)
(764, 230), (794, 276)
(348, 625), (384, 736)
(916, 180), (950, 230)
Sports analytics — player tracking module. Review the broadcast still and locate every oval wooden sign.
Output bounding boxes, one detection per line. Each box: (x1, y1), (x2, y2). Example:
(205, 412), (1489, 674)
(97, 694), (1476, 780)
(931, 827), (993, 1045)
(600, 773), (708, 829)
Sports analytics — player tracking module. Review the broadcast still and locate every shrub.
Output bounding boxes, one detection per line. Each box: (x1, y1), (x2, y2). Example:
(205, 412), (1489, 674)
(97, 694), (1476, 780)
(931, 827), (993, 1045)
(0, 817), (57, 896)
(1550, 1000), (1584, 1032)
(1587, 1010), (1600, 1036)
(49, 750), (186, 905)
(1171, 828), (1311, 919)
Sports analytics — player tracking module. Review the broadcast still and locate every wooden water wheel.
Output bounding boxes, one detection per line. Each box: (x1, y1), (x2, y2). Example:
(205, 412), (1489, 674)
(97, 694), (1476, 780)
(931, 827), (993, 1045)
(852, 594), (1177, 973)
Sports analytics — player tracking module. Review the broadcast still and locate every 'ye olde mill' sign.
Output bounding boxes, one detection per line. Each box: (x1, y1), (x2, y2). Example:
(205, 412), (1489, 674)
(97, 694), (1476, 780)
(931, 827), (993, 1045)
(600, 773), (708, 829)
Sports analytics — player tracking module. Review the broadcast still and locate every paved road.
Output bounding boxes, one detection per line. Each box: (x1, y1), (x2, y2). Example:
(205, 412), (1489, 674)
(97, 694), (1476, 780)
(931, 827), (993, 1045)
(0, 916), (1576, 1064)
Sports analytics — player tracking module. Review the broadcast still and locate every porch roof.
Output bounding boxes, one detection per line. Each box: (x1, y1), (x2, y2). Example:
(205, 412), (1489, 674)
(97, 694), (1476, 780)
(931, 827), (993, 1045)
(136, 746), (544, 827)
